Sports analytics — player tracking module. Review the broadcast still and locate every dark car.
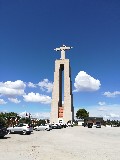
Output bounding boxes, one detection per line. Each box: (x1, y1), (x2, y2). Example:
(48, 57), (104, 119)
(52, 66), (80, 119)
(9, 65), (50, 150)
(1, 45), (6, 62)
(88, 123), (93, 128)
(0, 124), (8, 138)
(83, 123), (87, 127)
(96, 122), (101, 128)
(52, 124), (62, 129)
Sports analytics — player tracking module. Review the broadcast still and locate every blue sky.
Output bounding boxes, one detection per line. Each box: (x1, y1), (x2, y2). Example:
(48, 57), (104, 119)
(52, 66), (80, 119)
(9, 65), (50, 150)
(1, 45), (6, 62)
(0, 0), (120, 120)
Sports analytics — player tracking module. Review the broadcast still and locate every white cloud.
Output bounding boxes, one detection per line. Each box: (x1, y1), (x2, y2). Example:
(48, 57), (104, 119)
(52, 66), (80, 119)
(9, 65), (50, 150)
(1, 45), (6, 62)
(73, 71), (101, 92)
(104, 113), (120, 120)
(18, 111), (29, 118)
(90, 104), (120, 120)
(18, 111), (27, 117)
(1, 80), (26, 89)
(98, 101), (106, 106)
(8, 98), (21, 104)
(31, 112), (50, 119)
(75, 103), (120, 120)
(109, 113), (120, 118)
(98, 107), (107, 111)
(0, 99), (7, 104)
(28, 82), (36, 88)
(103, 91), (120, 98)
(0, 80), (26, 96)
(38, 79), (53, 93)
(23, 92), (51, 104)
(19, 111), (50, 119)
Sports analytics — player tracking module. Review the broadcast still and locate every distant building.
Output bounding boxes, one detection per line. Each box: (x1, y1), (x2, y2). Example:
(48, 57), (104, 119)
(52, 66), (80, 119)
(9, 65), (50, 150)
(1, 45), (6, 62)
(84, 117), (103, 125)
(77, 119), (84, 126)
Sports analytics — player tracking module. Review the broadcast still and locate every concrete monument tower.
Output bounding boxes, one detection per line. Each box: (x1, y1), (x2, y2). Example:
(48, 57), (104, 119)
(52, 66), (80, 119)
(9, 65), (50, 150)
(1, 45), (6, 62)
(50, 45), (74, 124)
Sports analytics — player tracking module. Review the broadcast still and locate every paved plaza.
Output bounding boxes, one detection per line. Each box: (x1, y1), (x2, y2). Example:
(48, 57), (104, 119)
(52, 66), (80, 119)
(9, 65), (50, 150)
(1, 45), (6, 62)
(0, 126), (120, 160)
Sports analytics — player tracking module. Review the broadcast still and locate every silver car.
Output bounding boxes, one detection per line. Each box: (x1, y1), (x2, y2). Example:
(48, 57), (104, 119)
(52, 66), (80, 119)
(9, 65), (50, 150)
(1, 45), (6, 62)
(34, 124), (52, 131)
(7, 123), (33, 135)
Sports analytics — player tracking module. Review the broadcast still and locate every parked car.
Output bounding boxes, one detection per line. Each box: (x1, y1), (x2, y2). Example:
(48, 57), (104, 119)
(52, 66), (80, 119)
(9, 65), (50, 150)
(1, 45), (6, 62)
(67, 123), (73, 127)
(60, 124), (67, 128)
(34, 124), (52, 131)
(0, 123), (8, 138)
(96, 122), (101, 128)
(83, 123), (87, 127)
(88, 123), (93, 128)
(7, 123), (33, 135)
(51, 123), (62, 129)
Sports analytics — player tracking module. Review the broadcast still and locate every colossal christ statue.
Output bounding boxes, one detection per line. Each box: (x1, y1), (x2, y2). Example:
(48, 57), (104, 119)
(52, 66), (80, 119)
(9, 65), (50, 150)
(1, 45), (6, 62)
(54, 45), (73, 59)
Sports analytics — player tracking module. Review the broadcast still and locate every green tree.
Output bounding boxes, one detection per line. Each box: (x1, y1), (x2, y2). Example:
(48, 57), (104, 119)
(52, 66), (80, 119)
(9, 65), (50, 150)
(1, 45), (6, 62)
(0, 112), (21, 127)
(37, 119), (46, 126)
(76, 109), (89, 119)
(0, 117), (5, 125)
(19, 117), (32, 124)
